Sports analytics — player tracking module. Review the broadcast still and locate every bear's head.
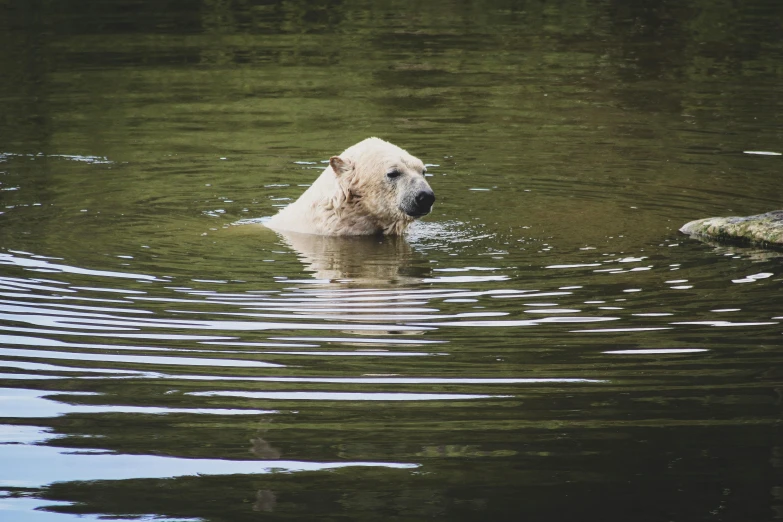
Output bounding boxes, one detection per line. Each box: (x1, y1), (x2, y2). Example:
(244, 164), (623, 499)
(328, 137), (435, 235)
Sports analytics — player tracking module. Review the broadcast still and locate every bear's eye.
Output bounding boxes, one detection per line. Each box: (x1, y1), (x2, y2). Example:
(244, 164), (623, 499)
(387, 170), (402, 180)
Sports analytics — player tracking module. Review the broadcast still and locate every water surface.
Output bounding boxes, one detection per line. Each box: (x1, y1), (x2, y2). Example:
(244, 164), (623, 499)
(1, 1), (782, 521)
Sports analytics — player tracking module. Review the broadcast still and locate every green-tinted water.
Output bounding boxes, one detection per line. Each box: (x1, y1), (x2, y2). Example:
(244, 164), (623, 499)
(1, 1), (782, 521)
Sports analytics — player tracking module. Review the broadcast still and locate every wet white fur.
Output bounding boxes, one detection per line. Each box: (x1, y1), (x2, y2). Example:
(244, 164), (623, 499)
(265, 137), (430, 236)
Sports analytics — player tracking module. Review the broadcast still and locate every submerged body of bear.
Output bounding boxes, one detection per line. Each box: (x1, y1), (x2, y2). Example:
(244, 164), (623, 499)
(265, 138), (435, 236)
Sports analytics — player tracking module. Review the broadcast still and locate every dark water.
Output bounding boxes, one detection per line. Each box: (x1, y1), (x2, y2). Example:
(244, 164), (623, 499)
(1, 1), (782, 521)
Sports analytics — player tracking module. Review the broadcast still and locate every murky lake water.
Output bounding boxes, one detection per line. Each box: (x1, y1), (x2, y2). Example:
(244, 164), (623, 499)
(2, 1), (782, 521)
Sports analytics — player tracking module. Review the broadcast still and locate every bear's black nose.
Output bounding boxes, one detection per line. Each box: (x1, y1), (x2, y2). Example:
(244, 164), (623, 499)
(414, 189), (436, 211)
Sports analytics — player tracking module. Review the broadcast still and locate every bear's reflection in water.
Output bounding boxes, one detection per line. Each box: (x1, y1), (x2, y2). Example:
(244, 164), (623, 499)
(228, 222), (435, 336)
(274, 228), (431, 285)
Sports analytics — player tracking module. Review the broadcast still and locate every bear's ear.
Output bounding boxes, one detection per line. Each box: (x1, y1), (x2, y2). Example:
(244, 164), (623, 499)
(329, 156), (353, 176)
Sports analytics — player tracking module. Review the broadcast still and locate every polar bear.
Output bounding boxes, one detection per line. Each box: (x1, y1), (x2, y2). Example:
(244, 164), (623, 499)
(265, 138), (435, 236)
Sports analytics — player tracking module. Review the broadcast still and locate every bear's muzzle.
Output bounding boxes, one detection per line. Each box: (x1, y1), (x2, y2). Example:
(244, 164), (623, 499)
(403, 188), (436, 217)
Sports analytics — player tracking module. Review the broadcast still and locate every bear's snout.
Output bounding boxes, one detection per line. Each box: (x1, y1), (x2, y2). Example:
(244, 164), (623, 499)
(404, 187), (435, 217)
(415, 189), (436, 211)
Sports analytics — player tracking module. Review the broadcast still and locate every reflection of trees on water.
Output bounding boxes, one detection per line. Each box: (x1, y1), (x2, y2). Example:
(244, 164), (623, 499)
(2, 0), (782, 148)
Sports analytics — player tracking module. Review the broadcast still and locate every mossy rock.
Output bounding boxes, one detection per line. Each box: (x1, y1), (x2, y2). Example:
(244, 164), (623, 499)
(680, 210), (783, 246)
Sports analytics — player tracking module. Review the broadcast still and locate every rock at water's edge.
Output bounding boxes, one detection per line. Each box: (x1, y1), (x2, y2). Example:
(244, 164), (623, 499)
(680, 210), (783, 246)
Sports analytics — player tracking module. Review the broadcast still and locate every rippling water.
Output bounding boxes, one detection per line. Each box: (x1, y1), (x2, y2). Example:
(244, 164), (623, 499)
(2, 1), (783, 521)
